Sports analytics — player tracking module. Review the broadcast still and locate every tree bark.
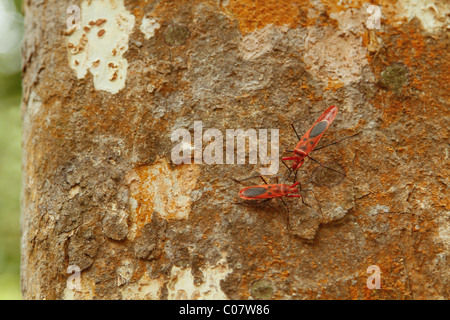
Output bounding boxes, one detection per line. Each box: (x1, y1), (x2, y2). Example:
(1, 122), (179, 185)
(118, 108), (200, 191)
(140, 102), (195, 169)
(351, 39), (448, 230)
(22, 0), (449, 299)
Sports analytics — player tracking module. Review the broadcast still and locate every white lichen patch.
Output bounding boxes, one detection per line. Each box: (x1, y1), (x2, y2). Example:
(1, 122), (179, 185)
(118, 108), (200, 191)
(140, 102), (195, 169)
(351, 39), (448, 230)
(65, 0), (135, 94)
(140, 16), (160, 40)
(167, 257), (231, 300)
(368, 204), (391, 216)
(436, 213), (450, 250)
(27, 90), (42, 117)
(127, 159), (200, 239)
(239, 24), (280, 61)
(329, 5), (369, 34)
(121, 273), (163, 299)
(63, 271), (95, 300)
(302, 25), (370, 85)
(116, 260), (134, 287)
(68, 185), (81, 199)
(398, 0), (449, 33)
(118, 260), (164, 299)
(325, 205), (348, 221)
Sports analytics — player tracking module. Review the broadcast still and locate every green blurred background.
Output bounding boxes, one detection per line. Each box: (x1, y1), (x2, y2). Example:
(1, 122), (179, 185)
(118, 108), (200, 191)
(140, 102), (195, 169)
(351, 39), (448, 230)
(0, 0), (23, 299)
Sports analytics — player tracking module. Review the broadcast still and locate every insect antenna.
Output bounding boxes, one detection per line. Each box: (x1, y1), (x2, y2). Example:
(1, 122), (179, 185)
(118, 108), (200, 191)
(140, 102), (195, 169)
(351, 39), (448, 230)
(289, 115), (309, 140)
(277, 197), (291, 235)
(290, 124), (301, 140)
(259, 176), (269, 185)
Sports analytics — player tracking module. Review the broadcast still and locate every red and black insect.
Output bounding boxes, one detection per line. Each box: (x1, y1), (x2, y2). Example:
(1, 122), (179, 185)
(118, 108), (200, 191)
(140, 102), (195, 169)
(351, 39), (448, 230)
(233, 175), (307, 201)
(282, 105), (338, 170)
(233, 175), (318, 234)
(238, 180), (303, 201)
(282, 105), (359, 177)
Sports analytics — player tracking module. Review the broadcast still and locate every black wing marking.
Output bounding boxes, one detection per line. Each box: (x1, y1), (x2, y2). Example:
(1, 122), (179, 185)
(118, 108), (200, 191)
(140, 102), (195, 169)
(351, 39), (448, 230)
(242, 187), (268, 198)
(309, 120), (328, 138)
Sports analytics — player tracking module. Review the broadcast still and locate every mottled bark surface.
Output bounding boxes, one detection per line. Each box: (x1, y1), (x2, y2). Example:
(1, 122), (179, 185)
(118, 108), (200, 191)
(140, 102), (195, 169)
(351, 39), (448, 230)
(22, 0), (449, 299)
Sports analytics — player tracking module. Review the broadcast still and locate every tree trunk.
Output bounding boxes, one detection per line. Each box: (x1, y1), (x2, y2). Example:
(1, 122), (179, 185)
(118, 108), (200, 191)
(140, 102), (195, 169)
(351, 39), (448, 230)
(21, 0), (449, 299)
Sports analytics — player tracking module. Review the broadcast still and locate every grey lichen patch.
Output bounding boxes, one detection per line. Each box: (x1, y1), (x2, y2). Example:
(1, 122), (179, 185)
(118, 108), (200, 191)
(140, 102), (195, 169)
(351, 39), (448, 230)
(312, 162), (346, 187)
(116, 260), (135, 287)
(133, 212), (167, 260)
(359, 81), (378, 100)
(164, 23), (190, 46)
(102, 204), (129, 241)
(380, 62), (409, 94)
(68, 228), (99, 271)
(290, 217), (321, 241)
(250, 279), (274, 299)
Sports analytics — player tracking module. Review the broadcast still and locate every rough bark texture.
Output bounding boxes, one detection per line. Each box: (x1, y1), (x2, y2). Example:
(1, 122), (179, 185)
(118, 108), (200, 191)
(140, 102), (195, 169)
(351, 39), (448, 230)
(22, 0), (449, 299)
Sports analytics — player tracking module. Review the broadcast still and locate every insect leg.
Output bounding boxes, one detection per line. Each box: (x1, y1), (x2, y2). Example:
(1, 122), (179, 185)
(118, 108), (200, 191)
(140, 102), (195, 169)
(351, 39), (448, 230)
(296, 169), (315, 186)
(234, 199), (271, 206)
(293, 168), (300, 184)
(301, 170), (323, 221)
(307, 155), (346, 176)
(286, 193), (312, 207)
(277, 197), (291, 234)
(280, 160), (294, 183)
(232, 175), (264, 184)
(311, 132), (361, 152)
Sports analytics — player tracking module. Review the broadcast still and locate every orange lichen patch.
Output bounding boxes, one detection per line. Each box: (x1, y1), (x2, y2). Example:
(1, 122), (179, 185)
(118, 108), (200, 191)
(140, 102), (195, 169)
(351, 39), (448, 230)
(292, 81), (323, 102)
(321, 0), (368, 13)
(127, 159), (200, 239)
(351, 206), (445, 299)
(413, 182), (450, 210)
(365, 23), (449, 215)
(223, 0), (446, 35)
(224, 0), (313, 34)
(145, 0), (196, 22)
(80, 103), (137, 136)
(235, 234), (294, 298)
(368, 23), (448, 130)
(362, 29), (383, 54)
(132, 7), (144, 20)
(324, 80), (345, 92)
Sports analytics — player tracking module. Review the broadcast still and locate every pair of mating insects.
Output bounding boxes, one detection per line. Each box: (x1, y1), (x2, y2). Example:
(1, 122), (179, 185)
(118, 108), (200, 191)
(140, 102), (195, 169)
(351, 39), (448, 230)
(234, 105), (358, 209)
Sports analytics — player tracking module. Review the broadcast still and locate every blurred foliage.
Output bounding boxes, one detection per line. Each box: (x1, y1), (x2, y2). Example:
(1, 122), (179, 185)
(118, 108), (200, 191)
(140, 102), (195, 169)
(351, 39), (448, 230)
(0, 0), (23, 300)
(0, 72), (21, 97)
(0, 95), (21, 300)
